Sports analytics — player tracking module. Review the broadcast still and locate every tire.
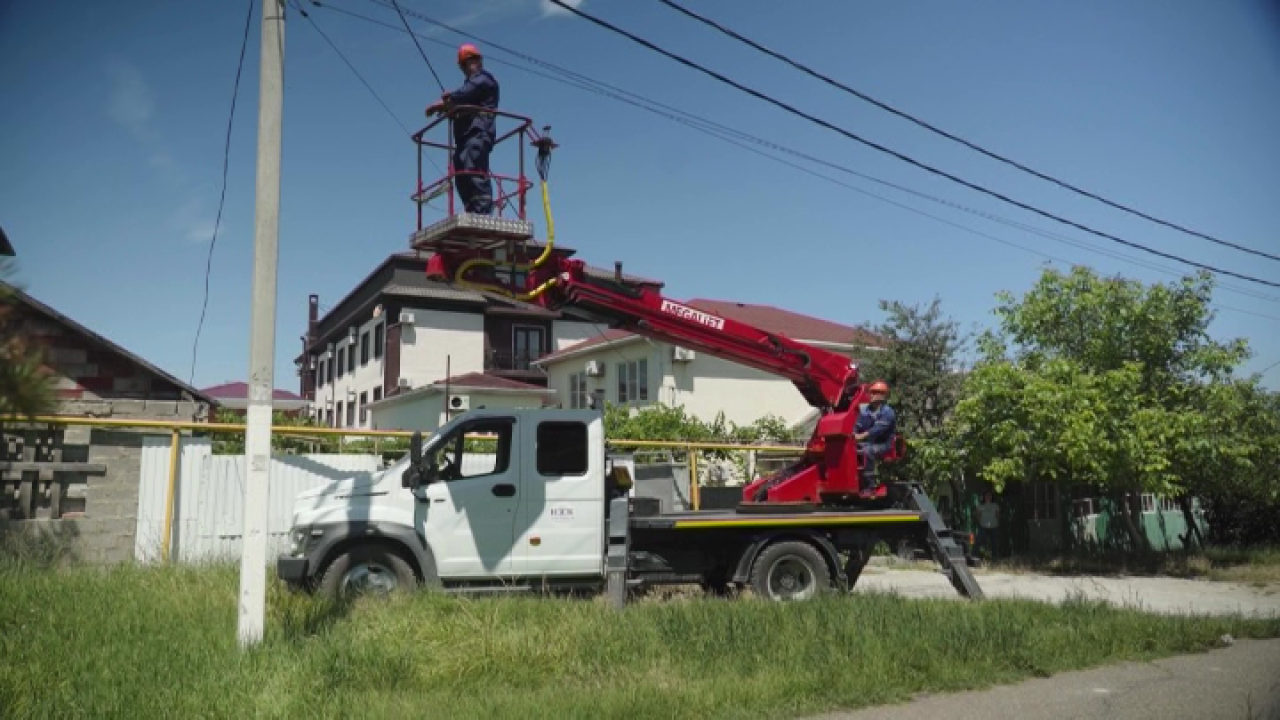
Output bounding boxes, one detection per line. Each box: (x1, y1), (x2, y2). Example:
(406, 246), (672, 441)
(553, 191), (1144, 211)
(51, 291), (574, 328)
(317, 544), (417, 601)
(748, 540), (832, 601)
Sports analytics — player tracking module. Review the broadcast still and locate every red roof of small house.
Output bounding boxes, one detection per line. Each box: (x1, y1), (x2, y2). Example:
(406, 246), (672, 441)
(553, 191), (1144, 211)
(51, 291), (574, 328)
(426, 372), (548, 391)
(535, 300), (882, 363)
(201, 382), (304, 401)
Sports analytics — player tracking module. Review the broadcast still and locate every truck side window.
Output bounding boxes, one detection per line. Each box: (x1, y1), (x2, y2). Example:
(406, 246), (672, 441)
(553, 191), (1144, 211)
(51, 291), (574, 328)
(431, 418), (513, 480)
(536, 421), (588, 476)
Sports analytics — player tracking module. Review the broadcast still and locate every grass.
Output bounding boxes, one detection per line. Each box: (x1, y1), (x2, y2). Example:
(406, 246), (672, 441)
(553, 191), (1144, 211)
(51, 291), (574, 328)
(986, 546), (1280, 585)
(2, 560), (1279, 719)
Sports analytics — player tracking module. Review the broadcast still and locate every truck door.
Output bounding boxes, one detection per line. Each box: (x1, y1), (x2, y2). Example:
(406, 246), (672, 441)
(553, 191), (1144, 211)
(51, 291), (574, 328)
(516, 413), (606, 578)
(416, 415), (521, 579)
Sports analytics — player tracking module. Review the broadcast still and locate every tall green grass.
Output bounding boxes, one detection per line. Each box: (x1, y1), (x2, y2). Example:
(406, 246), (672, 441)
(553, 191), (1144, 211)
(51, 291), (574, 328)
(2, 561), (1277, 719)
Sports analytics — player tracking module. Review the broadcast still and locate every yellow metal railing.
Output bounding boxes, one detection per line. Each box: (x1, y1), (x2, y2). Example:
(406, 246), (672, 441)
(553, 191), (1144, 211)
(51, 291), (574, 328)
(2, 415), (807, 560)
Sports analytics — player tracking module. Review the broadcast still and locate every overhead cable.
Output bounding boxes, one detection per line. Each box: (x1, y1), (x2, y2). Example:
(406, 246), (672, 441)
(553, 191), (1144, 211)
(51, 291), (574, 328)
(190, 0), (256, 385)
(548, 0), (1280, 290)
(656, 0), (1280, 265)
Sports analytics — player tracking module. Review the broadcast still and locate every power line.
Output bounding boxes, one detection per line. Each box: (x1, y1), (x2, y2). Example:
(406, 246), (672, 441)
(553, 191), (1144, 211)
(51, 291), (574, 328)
(548, 0), (1280, 291)
(190, 0), (255, 386)
(656, 0), (1280, 266)
(318, 0), (1280, 311)
(291, 0), (444, 180)
(387, 0), (445, 92)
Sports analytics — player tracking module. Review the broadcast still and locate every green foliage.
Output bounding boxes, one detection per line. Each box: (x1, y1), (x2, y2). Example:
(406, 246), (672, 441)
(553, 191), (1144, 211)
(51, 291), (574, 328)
(2, 562), (1278, 718)
(853, 297), (972, 491)
(0, 261), (55, 419)
(209, 409), (350, 456)
(603, 404), (802, 486)
(947, 266), (1277, 547)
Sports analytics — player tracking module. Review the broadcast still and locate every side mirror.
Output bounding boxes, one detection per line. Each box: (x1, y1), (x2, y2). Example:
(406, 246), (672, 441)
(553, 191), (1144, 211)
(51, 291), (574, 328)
(402, 431), (425, 490)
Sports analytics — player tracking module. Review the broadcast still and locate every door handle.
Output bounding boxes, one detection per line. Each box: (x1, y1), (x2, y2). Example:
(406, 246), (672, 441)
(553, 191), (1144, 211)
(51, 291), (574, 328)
(491, 483), (516, 497)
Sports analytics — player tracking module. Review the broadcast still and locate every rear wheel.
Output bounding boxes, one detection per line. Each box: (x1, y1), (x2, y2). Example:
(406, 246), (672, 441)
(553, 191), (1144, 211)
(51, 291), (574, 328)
(749, 541), (831, 601)
(317, 544), (417, 601)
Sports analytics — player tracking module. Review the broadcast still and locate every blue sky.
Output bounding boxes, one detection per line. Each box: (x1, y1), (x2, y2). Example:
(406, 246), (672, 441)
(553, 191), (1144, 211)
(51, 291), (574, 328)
(3, 0), (1279, 393)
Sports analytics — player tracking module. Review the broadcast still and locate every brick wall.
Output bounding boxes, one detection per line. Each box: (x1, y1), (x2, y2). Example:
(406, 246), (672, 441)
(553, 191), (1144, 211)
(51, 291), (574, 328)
(2, 399), (208, 565)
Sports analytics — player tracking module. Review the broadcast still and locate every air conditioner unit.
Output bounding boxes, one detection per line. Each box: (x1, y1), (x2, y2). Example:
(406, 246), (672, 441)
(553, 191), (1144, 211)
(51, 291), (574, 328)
(448, 394), (470, 411)
(399, 311), (416, 325)
(397, 377), (412, 389)
(672, 346), (696, 362)
(585, 360), (604, 377)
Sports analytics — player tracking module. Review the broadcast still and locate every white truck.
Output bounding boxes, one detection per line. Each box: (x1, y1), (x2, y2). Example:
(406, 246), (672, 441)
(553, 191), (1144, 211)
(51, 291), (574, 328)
(275, 407), (981, 603)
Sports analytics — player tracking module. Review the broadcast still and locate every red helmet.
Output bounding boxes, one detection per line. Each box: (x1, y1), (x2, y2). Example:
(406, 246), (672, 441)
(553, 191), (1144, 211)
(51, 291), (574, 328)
(457, 43), (482, 64)
(869, 380), (889, 393)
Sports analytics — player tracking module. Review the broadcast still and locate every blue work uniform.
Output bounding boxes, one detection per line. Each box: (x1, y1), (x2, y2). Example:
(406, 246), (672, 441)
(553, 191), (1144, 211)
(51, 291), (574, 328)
(855, 402), (897, 489)
(443, 69), (499, 214)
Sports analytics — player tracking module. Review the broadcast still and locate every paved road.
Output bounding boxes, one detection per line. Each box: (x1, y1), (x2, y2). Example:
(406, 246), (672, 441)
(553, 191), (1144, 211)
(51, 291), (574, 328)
(807, 637), (1280, 720)
(854, 565), (1280, 617)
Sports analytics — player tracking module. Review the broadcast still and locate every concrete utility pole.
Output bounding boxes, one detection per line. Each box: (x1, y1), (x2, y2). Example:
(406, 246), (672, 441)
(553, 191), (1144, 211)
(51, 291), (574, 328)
(239, 0), (285, 649)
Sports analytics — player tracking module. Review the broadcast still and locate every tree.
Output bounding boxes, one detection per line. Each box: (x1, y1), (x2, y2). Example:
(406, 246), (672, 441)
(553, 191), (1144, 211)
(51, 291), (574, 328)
(0, 262), (54, 419)
(853, 297), (972, 494)
(948, 265), (1268, 551)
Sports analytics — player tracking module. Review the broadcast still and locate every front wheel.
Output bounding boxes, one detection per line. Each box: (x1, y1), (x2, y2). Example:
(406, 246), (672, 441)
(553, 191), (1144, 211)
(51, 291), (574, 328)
(317, 544), (417, 601)
(749, 541), (832, 601)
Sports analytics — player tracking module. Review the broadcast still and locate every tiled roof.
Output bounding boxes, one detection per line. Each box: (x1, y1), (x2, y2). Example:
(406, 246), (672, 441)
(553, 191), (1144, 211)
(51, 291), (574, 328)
(200, 382), (304, 401)
(684, 299), (883, 346)
(427, 372), (549, 392)
(536, 299), (882, 364)
(3, 280), (217, 405)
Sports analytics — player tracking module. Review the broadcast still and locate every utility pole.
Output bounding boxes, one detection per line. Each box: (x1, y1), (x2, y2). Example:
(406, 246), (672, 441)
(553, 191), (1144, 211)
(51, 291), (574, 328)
(239, 0), (285, 649)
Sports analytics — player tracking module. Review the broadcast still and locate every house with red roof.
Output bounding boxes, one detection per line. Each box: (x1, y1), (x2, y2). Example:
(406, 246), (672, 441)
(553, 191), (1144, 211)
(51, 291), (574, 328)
(199, 382), (309, 415)
(532, 299), (886, 430)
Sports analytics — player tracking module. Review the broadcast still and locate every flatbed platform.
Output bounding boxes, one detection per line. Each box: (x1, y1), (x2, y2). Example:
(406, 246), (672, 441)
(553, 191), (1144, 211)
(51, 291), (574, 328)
(409, 212), (534, 253)
(630, 508), (925, 530)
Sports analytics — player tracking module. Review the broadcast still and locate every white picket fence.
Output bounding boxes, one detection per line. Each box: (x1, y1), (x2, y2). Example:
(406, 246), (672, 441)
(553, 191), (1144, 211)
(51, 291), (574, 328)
(134, 436), (382, 564)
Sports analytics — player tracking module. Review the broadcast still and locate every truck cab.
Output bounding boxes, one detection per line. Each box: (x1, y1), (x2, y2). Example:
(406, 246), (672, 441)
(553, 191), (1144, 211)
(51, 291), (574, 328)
(277, 408), (612, 597)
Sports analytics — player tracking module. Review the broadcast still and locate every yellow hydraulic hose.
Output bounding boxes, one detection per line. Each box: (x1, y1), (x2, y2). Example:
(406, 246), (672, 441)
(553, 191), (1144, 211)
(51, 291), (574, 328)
(452, 180), (558, 302)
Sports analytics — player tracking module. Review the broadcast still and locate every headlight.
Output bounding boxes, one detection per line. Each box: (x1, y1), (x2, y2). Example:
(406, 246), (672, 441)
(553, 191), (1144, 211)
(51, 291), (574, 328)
(289, 527), (309, 555)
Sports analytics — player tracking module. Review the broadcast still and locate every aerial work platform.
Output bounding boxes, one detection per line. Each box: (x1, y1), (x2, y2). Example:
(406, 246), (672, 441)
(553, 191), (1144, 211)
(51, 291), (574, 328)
(409, 212), (534, 253)
(408, 106), (555, 260)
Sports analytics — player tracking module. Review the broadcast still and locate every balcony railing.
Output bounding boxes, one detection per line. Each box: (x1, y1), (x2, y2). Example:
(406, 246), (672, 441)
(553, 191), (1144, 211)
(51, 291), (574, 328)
(485, 350), (547, 373)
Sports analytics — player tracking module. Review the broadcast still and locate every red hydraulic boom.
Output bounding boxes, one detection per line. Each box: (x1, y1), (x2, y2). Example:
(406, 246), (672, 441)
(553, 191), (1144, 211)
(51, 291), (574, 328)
(408, 108), (902, 507)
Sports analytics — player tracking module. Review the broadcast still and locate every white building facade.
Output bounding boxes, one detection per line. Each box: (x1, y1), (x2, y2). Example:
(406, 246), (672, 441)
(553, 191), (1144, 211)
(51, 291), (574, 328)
(295, 251), (644, 431)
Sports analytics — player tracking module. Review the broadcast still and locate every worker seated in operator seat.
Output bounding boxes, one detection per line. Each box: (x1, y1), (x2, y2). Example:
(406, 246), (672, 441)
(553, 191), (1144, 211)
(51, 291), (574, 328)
(854, 381), (896, 492)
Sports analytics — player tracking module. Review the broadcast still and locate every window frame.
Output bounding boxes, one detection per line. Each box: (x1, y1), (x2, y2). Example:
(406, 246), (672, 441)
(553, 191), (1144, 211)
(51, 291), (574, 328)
(535, 421), (589, 477)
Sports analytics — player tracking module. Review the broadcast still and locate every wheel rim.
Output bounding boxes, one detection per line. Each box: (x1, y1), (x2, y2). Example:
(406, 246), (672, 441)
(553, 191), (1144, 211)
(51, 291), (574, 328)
(342, 561), (399, 596)
(767, 558), (816, 600)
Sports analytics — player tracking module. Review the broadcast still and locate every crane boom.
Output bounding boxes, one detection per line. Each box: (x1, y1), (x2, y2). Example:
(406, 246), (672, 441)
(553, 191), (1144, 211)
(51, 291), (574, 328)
(409, 110), (900, 506)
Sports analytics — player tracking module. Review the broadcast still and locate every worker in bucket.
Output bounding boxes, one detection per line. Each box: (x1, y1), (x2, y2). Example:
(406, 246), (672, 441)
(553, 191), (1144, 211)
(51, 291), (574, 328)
(854, 380), (897, 491)
(426, 43), (499, 215)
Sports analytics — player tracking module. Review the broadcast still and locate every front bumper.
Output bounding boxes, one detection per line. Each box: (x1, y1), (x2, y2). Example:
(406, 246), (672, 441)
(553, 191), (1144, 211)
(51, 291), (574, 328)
(277, 554), (309, 586)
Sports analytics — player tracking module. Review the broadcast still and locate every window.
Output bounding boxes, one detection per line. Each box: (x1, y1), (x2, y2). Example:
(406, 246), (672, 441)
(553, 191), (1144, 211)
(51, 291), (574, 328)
(327, 355), (334, 383)
(1140, 494), (1156, 514)
(346, 399), (355, 427)
(427, 418), (513, 481)
(512, 326), (545, 370)
(361, 332), (370, 366)
(568, 372), (588, 409)
(335, 401), (343, 427)
(537, 421), (588, 476)
(373, 386), (382, 402)
(317, 359), (326, 387)
(359, 391), (368, 423)
(616, 359), (649, 404)
(337, 347), (346, 378)
(373, 323), (384, 359)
